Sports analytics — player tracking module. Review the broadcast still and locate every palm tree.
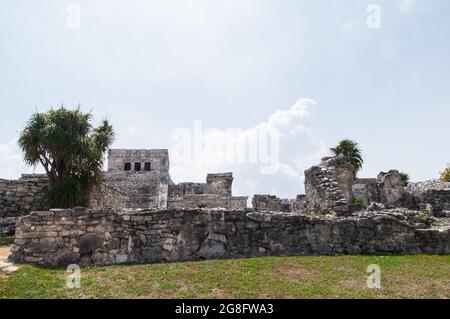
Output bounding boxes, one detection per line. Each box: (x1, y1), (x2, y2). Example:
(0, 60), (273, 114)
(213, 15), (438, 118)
(18, 107), (114, 208)
(330, 139), (364, 173)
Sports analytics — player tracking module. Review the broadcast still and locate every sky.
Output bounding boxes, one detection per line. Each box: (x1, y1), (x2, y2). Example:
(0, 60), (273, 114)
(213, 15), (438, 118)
(0, 0), (449, 199)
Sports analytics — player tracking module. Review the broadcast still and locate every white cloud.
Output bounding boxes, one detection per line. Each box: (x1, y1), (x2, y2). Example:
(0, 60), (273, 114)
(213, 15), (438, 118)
(399, 0), (416, 13)
(127, 126), (140, 137)
(0, 139), (41, 180)
(169, 98), (326, 198)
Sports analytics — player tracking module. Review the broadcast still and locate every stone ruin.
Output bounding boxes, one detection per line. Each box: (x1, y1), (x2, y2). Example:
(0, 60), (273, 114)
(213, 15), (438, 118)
(1, 149), (247, 235)
(255, 155), (450, 219)
(105, 149), (248, 210)
(2, 149), (450, 267)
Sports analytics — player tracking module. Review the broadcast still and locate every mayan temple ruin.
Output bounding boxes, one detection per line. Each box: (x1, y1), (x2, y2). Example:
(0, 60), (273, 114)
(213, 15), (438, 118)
(1, 148), (449, 267)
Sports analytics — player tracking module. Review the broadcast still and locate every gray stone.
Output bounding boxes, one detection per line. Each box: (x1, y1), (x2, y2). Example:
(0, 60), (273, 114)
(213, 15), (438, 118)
(79, 234), (105, 255)
(9, 208), (450, 267)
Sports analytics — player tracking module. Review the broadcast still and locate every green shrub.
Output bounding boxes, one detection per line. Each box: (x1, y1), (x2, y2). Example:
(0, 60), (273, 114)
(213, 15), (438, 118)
(399, 172), (410, 186)
(330, 139), (364, 173)
(352, 196), (366, 208)
(440, 164), (450, 182)
(0, 236), (15, 245)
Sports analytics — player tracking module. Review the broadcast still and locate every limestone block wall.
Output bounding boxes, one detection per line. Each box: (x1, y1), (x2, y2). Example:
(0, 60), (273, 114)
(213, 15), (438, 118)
(88, 184), (128, 210)
(167, 195), (248, 210)
(352, 178), (379, 207)
(107, 149), (169, 173)
(205, 173), (233, 196)
(304, 156), (355, 214)
(252, 195), (292, 212)
(9, 208), (450, 267)
(292, 195), (307, 212)
(0, 177), (49, 235)
(169, 183), (206, 198)
(376, 171), (406, 208)
(104, 172), (161, 209)
(407, 180), (450, 215)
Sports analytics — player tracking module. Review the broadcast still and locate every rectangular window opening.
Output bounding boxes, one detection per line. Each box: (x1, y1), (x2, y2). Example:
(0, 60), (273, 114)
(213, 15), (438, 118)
(144, 162), (151, 171)
(124, 162), (131, 171)
(134, 162), (141, 171)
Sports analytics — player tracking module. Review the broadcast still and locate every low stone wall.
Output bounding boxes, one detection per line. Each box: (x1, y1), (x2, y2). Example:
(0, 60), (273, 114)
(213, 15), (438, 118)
(9, 208), (450, 267)
(0, 175), (129, 235)
(0, 178), (49, 235)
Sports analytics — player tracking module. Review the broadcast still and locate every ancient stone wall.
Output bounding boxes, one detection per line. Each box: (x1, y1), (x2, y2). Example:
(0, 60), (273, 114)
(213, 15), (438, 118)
(252, 195), (292, 212)
(9, 208), (449, 267)
(205, 173), (233, 196)
(352, 171), (413, 209)
(352, 178), (379, 207)
(167, 195), (247, 210)
(0, 177), (49, 235)
(169, 182), (206, 198)
(407, 180), (450, 216)
(292, 195), (307, 212)
(107, 149), (170, 173)
(304, 156), (355, 215)
(0, 175), (131, 235)
(167, 173), (245, 210)
(88, 184), (128, 210)
(104, 172), (160, 209)
(105, 149), (170, 209)
(376, 171), (406, 208)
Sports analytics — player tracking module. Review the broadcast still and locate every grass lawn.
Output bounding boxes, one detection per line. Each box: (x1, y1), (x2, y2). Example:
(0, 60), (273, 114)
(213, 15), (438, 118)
(0, 254), (449, 299)
(0, 237), (14, 246)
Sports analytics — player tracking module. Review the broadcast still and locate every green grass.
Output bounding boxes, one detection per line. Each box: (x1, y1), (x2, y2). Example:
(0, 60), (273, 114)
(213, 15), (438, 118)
(0, 255), (449, 299)
(0, 237), (14, 245)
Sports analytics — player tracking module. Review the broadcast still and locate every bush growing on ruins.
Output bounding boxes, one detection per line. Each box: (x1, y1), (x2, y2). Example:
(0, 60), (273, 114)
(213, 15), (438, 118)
(399, 172), (410, 186)
(351, 195), (366, 209)
(440, 164), (450, 182)
(330, 139), (364, 173)
(18, 107), (114, 208)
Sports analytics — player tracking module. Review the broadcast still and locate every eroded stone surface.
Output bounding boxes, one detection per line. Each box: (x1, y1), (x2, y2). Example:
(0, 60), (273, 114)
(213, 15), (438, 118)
(305, 156), (355, 215)
(9, 208), (450, 267)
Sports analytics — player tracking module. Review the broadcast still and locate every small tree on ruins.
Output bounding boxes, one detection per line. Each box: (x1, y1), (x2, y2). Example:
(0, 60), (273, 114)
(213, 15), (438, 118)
(18, 107), (114, 208)
(330, 139), (364, 174)
(440, 164), (450, 182)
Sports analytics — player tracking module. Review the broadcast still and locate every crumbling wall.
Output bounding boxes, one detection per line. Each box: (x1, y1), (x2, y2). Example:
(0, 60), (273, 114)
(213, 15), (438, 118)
(407, 180), (450, 216)
(9, 208), (450, 267)
(352, 178), (379, 207)
(169, 182), (206, 198)
(304, 156), (355, 214)
(376, 170), (406, 208)
(167, 195), (247, 210)
(0, 176), (49, 235)
(104, 172), (160, 209)
(167, 172), (245, 210)
(252, 195), (292, 212)
(205, 173), (233, 196)
(88, 184), (128, 210)
(292, 195), (307, 212)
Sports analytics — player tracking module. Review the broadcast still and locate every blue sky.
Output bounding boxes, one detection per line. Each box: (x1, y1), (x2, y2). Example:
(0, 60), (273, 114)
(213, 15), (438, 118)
(0, 0), (449, 198)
